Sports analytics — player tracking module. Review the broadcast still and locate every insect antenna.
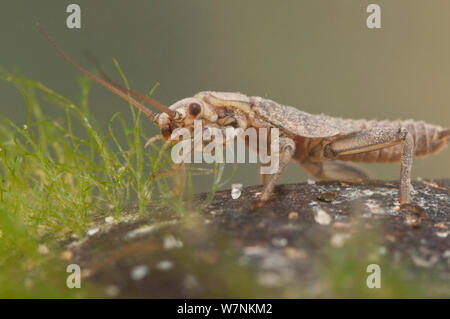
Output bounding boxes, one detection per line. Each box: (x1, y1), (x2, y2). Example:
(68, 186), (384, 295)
(84, 51), (172, 119)
(36, 23), (176, 122)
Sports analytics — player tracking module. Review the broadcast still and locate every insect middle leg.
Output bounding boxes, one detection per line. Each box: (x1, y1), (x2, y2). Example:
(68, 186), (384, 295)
(323, 127), (414, 204)
(257, 136), (296, 206)
(301, 161), (370, 182)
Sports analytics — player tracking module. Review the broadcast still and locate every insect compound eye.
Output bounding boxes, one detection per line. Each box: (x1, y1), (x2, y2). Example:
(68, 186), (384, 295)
(187, 102), (202, 118)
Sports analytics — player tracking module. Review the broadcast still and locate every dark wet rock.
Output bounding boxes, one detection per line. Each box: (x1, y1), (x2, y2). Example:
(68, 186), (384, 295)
(68, 180), (450, 298)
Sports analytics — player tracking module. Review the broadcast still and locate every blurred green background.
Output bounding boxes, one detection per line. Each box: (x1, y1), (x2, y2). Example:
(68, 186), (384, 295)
(1, 0), (449, 192)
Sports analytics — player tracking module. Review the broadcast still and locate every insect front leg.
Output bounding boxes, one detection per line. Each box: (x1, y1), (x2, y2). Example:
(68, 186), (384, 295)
(323, 127), (414, 204)
(257, 136), (296, 206)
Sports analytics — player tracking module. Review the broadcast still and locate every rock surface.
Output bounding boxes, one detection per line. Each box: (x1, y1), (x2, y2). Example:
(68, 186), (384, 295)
(68, 180), (450, 298)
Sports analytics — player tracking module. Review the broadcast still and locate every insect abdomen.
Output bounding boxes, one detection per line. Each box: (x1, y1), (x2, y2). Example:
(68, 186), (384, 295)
(337, 120), (448, 163)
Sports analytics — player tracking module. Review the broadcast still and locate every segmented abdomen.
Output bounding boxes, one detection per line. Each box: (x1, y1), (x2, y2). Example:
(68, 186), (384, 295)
(336, 119), (448, 163)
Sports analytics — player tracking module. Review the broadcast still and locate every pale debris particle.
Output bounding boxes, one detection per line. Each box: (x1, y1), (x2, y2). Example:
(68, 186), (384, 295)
(163, 234), (184, 250)
(332, 222), (352, 230)
(258, 271), (282, 287)
(288, 211), (299, 220)
(38, 244), (49, 255)
(330, 233), (351, 248)
(105, 216), (115, 224)
(365, 200), (385, 215)
(307, 178), (316, 185)
(378, 246), (387, 255)
(210, 210), (218, 216)
(285, 247), (306, 259)
(272, 237), (288, 247)
(87, 227), (99, 236)
(231, 183), (243, 199)
(156, 260), (174, 271)
(411, 254), (439, 268)
(125, 225), (155, 239)
(362, 190), (374, 196)
(130, 265), (150, 281)
(105, 285), (120, 297)
(61, 250), (73, 261)
(81, 269), (92, 278)
(443, 250), (450, 259)
(436, 231), (449, 238)
(385, 234), (396, 242)
(243, 246), (268, 256)
(316, 192), (337, 203)
(313, 207), (332, 225)
(183, 275), (199, 290)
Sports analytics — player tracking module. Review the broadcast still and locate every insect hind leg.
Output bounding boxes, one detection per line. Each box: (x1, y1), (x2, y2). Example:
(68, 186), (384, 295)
(324, 127), (414, 204)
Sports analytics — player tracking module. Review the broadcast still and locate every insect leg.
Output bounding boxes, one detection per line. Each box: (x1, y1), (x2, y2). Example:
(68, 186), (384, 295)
(144, 134), (163, 148)
(257, 136), (296, 206)
(301, 161), (370, 181)
(258, 164), (272, 186)
(324, 127), (414, 204)
(172, 162), (186, 197)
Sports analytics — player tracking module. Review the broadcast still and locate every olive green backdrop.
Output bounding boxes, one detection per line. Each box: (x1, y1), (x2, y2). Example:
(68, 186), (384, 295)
(1, 0), (449, 192)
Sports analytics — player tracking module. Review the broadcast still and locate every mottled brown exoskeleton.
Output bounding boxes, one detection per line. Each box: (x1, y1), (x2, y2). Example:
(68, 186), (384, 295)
(38, 25), (450, 207)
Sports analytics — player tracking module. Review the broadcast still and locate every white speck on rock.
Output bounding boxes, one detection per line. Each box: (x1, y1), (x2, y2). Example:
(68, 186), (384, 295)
(411, 254), (439, 268)
(365, 200), (385, 215)
(125, 225), (155, 239)
(163, 235), (184, 250)
(436, 231), (449, 238)
(105, 216), (115, 224)
(231, 184), (243, 199)
(314, 207), (331, 225)
(272, 237), (288, 247)
(307, 178), (316, 185)
(330, 233), (351, 248)
(87, 227), (99, 236)
(243, 246), (268, 256)
(156, 260), (173, 271)
(363, 190), (374, 196)
(130, 265), (149, 281)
